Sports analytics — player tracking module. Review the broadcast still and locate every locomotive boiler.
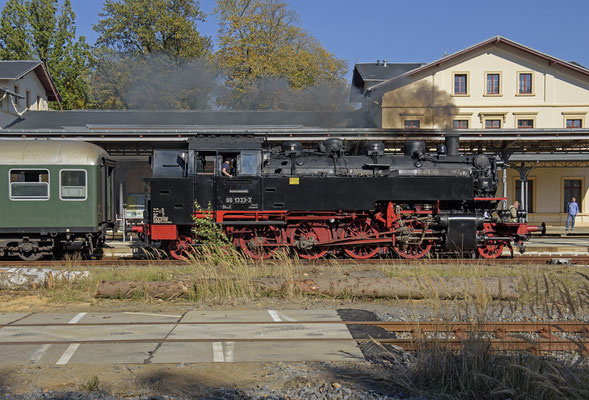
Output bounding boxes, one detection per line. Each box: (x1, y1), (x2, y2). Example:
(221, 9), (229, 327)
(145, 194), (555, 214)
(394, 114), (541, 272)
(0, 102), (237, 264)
(145, 135), (543, 260)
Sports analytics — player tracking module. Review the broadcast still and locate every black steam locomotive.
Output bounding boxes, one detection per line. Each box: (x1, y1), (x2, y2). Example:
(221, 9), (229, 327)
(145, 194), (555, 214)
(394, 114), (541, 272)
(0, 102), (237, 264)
(145, 135), (542, 259)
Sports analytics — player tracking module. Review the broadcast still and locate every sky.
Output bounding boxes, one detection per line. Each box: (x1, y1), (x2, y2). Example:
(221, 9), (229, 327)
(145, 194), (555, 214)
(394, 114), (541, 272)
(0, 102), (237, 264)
(3, 0), (589, 76)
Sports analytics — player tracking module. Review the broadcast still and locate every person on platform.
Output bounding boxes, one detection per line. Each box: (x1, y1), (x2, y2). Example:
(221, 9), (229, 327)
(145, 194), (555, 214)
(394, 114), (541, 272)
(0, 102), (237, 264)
(508, 201), (519, 222)
(565, 197), (579, 232)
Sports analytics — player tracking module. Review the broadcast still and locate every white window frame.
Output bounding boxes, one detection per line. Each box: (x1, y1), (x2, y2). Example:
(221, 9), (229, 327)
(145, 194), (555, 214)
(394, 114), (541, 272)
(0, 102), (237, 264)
(9, 168), (50, 201)
(59, 169), (88, 201)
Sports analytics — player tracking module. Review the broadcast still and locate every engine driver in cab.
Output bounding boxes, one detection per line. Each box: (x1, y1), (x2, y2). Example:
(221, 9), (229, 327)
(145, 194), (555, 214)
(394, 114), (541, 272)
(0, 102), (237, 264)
(222, 157), (234, 178)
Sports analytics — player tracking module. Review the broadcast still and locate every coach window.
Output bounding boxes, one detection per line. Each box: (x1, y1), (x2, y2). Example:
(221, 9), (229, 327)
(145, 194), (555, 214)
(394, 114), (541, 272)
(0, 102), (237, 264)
(9, 169), (49, 200)
(60, 169), (87, 201)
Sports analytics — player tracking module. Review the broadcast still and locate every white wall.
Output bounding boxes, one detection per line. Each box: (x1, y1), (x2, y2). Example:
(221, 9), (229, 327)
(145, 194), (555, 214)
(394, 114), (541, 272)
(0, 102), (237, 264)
(0, 71), (49, 128)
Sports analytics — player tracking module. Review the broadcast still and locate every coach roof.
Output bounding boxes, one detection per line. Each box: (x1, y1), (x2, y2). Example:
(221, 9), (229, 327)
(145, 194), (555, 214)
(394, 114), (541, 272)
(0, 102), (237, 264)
(0, 140), (110, 166)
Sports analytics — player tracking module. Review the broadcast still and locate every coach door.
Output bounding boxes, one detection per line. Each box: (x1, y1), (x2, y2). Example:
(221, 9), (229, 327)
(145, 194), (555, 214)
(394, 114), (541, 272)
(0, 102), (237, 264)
(215, 150), (261, 211)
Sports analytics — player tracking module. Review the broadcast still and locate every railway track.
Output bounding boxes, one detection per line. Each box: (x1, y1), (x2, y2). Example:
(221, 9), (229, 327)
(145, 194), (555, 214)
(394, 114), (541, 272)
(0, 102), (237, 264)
(1, 320), (587, 356)
(1, 255), (588, 267)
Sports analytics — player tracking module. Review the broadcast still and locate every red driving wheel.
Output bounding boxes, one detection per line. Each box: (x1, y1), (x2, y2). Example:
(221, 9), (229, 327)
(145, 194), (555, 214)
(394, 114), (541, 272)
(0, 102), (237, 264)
(342, 219), (381, 259)
(168, 236), (196, 260)
(238, 226), (284, 260)
(288, 223), (332, 259)
(477, 231), (505, 259)
(393, 220), (432, 259)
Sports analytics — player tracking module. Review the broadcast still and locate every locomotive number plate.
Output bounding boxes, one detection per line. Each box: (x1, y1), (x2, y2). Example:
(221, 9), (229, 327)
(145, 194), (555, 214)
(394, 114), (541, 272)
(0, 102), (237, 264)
(289, 177), (299, 185)
(226, 196), (253, 204)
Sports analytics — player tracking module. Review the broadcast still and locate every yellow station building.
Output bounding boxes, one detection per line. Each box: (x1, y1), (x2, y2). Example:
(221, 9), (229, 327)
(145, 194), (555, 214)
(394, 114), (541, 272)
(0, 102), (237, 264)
(355, 36), (589, 227)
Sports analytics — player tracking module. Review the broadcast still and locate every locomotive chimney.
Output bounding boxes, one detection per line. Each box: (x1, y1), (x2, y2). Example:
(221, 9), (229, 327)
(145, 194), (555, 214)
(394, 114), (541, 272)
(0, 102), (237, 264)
(445, 134), (460, 156)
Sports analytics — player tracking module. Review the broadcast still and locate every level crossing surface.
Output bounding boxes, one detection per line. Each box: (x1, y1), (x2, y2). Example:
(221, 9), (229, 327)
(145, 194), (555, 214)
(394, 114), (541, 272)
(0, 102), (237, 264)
(0, 310), (363, 364)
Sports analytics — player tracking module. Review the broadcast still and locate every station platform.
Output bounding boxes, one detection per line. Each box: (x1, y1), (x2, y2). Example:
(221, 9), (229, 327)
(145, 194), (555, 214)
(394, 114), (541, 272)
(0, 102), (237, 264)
(543, 225), (589, 236)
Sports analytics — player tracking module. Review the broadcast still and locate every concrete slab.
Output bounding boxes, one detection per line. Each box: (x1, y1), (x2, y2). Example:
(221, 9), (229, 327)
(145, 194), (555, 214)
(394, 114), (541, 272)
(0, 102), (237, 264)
(0, 313), (30, 325)
(0, 343), (70, 364)
(81, 312), (182, 324)
(169, 323), (353, 340)
(151, 340), (363, 363)
(149, 342), (214, 363)
(0, 311), (363, 364)
(181, 310), (274, 323)
(12, 313), (88, 325)
(267, 309), (343, 322)
(0, 323), (175, 343)
(0, 344), (48, 364)
(231, 341), (363, 362)
(66, 343), (158, 364)
(181, 309), (342, 323)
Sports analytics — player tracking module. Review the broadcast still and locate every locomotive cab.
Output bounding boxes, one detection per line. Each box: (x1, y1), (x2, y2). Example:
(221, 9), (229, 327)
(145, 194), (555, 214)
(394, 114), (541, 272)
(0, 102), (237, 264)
(148, 138), (265, 244)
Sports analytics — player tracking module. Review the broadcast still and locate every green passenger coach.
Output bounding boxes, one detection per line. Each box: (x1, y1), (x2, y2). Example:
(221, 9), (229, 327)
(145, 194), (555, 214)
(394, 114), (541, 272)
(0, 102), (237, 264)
(0, 140), (116, 260)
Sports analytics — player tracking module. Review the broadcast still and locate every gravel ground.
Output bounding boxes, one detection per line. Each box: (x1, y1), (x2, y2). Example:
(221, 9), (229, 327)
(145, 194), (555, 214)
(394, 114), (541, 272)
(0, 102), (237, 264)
(0, 389), (417, 400)
(0, 361), (421, 400)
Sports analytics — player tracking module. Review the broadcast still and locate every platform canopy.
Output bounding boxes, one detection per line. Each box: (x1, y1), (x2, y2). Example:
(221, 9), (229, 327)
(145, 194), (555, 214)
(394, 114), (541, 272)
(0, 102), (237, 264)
(2, 110), (589, 157)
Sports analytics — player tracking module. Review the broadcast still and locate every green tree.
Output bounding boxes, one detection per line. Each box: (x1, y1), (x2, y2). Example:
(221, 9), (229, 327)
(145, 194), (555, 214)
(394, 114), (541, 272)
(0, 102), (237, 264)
(90, 0), (215, 109)
(94, 0), (211, 58)
(0, 0), (32, 60)
(29, 0), (92, 109)
(214, 0), (348, 109)
(0, 0), (91, 109)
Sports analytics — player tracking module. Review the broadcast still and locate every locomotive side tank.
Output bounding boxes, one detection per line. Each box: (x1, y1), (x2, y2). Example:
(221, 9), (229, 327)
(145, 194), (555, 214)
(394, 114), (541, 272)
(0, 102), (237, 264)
(0, 140), (116, 260)
(146, 135), (543, 260)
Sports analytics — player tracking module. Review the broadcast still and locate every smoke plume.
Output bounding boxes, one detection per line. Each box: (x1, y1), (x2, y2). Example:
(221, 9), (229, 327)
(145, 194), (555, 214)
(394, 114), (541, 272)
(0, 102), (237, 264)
(90, 53), (353, 112)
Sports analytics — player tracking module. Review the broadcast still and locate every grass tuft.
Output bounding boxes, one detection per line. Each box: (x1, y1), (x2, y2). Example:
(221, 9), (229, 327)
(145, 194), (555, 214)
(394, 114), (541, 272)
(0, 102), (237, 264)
(389, 335), (589, 399)
(79, 376), (100, 392)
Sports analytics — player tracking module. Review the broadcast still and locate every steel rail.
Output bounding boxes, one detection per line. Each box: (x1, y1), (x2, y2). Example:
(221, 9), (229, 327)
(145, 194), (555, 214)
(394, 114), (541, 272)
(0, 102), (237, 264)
(0, 320), (586, 354)
(1, 255), (588, 267)
(0, 257), (587, 268)
(0, 338), (584, 347)
(0, 321), (587, 331)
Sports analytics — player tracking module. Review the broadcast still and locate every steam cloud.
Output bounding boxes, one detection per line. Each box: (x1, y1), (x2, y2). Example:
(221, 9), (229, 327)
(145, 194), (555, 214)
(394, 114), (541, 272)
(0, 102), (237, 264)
(91, 54), (353, 112)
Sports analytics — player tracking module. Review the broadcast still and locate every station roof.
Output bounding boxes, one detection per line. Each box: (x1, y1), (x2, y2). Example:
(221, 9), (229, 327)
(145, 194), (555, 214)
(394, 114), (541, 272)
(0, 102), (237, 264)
(351, 62), (423, 99)
(0, 61), (62, 105)
(0, 60), (41, 79)
(4, 109), (370, 130)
